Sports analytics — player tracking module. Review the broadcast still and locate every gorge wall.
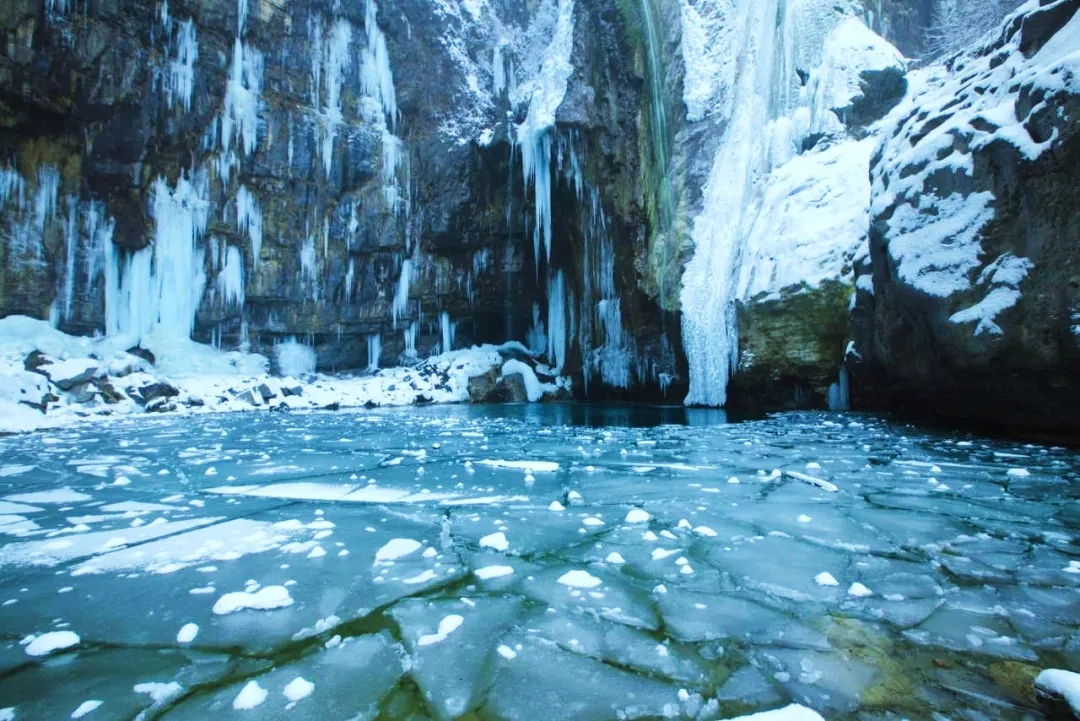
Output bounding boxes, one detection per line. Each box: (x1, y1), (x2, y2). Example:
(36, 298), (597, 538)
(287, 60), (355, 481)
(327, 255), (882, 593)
(2, 0), (1079, 436)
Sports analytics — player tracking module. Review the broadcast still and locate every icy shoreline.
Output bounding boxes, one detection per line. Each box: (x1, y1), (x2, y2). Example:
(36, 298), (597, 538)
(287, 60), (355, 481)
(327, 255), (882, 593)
(0, 316), (570, 436)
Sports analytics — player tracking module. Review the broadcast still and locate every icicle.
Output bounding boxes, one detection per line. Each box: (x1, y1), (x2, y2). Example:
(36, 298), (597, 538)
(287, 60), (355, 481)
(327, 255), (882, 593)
(58, 195), (79, 323)
(439, 311), (454, 354)
(392, 257), (412, 327)
(527, 302), (546, 356)
(367, 333), (382, 370)
(344, 257), (355, 303)
(403, 321), (418, 359)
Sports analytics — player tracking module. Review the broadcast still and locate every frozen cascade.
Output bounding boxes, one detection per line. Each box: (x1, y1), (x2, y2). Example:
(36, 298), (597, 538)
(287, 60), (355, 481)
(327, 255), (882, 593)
(106, 173), (209, 340)
(367, 334), (382, 370)
(515, 0), (576, 267)
(235, 185), (262, 270)
(678, 1), (896, 406)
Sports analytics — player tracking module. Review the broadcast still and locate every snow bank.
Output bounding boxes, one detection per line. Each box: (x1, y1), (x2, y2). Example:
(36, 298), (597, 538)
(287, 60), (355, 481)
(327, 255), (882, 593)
(0, 316), (567, 435)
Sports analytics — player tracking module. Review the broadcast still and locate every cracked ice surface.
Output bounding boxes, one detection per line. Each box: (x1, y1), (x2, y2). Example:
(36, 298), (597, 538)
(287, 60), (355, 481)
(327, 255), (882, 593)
(0, 404), (1078, 719)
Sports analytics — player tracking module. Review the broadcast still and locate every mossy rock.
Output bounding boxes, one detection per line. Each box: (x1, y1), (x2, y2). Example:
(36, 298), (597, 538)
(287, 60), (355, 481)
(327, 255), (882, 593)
(987, 660), (1040, 706)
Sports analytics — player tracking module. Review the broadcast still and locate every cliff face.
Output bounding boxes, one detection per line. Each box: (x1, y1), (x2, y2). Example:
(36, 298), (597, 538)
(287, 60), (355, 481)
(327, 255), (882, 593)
(0, 0), (683, 396)
(849, 0), (1080, 436)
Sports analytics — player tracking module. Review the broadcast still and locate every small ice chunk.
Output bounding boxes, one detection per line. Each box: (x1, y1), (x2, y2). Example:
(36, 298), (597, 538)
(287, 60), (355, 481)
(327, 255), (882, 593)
(282, 677), (315, 702)
(417, 614), (465, 647)
(479, 532), (509, 551)
(134, 682), (182, 703)
(475, 565), (514, 580)
(797, 515), (812, 523)
(25, 630), (80, 656)
(375, 538), (423, 562)
(497, 644), (517, 659)
(557, 570), (602, 588)
(176, 623), (199, 644)
(642, 531), (659, 541)
(1007, 468), (1030, 477)
(71, 700), (102, 718)
(582, 517), (605, 527)
(693, 526), (717, 537)
(567, 490), (583, 504)
(548, 501), (565, 512)
(727, 476), (740, 484)
(232, 681), (268, 710)
(815, 572), (839, 587)
(212, 586), (293, 615)
(848, 582), (873, 597)
(624, 509), (650, 524)
(651, 548), (679, 561)
(605, 552), (626, 564)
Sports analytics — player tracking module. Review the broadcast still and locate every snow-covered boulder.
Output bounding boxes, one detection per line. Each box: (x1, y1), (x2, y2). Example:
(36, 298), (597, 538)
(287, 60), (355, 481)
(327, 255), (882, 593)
(38, 358), (99, 390)
(851, 0), (1080, 435)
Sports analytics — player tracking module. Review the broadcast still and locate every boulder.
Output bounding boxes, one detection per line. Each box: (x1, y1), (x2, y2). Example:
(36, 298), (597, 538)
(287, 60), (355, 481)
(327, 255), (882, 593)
(258, 383), (278, 401)
(126, 346), (156, 366)
(70, 382), (100, 405)
(467, 368), (500, 403)
(92, 378), (126, 405)
(236, 388), (263, 407)
(495, 373), (530, 404)
(138, 382), (179, 405)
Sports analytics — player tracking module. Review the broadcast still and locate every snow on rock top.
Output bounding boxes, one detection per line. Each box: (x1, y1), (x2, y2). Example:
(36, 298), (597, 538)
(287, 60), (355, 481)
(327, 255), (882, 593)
(1035, 669), (1080, 716)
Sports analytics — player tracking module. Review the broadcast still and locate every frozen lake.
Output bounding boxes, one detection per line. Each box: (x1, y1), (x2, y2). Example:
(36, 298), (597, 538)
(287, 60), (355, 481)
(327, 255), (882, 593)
(0, 404), (1077, 720)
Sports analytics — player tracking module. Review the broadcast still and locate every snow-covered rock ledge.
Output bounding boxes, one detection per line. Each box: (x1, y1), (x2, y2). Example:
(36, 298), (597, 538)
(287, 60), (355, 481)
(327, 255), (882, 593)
(0, 316), (571, 435)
